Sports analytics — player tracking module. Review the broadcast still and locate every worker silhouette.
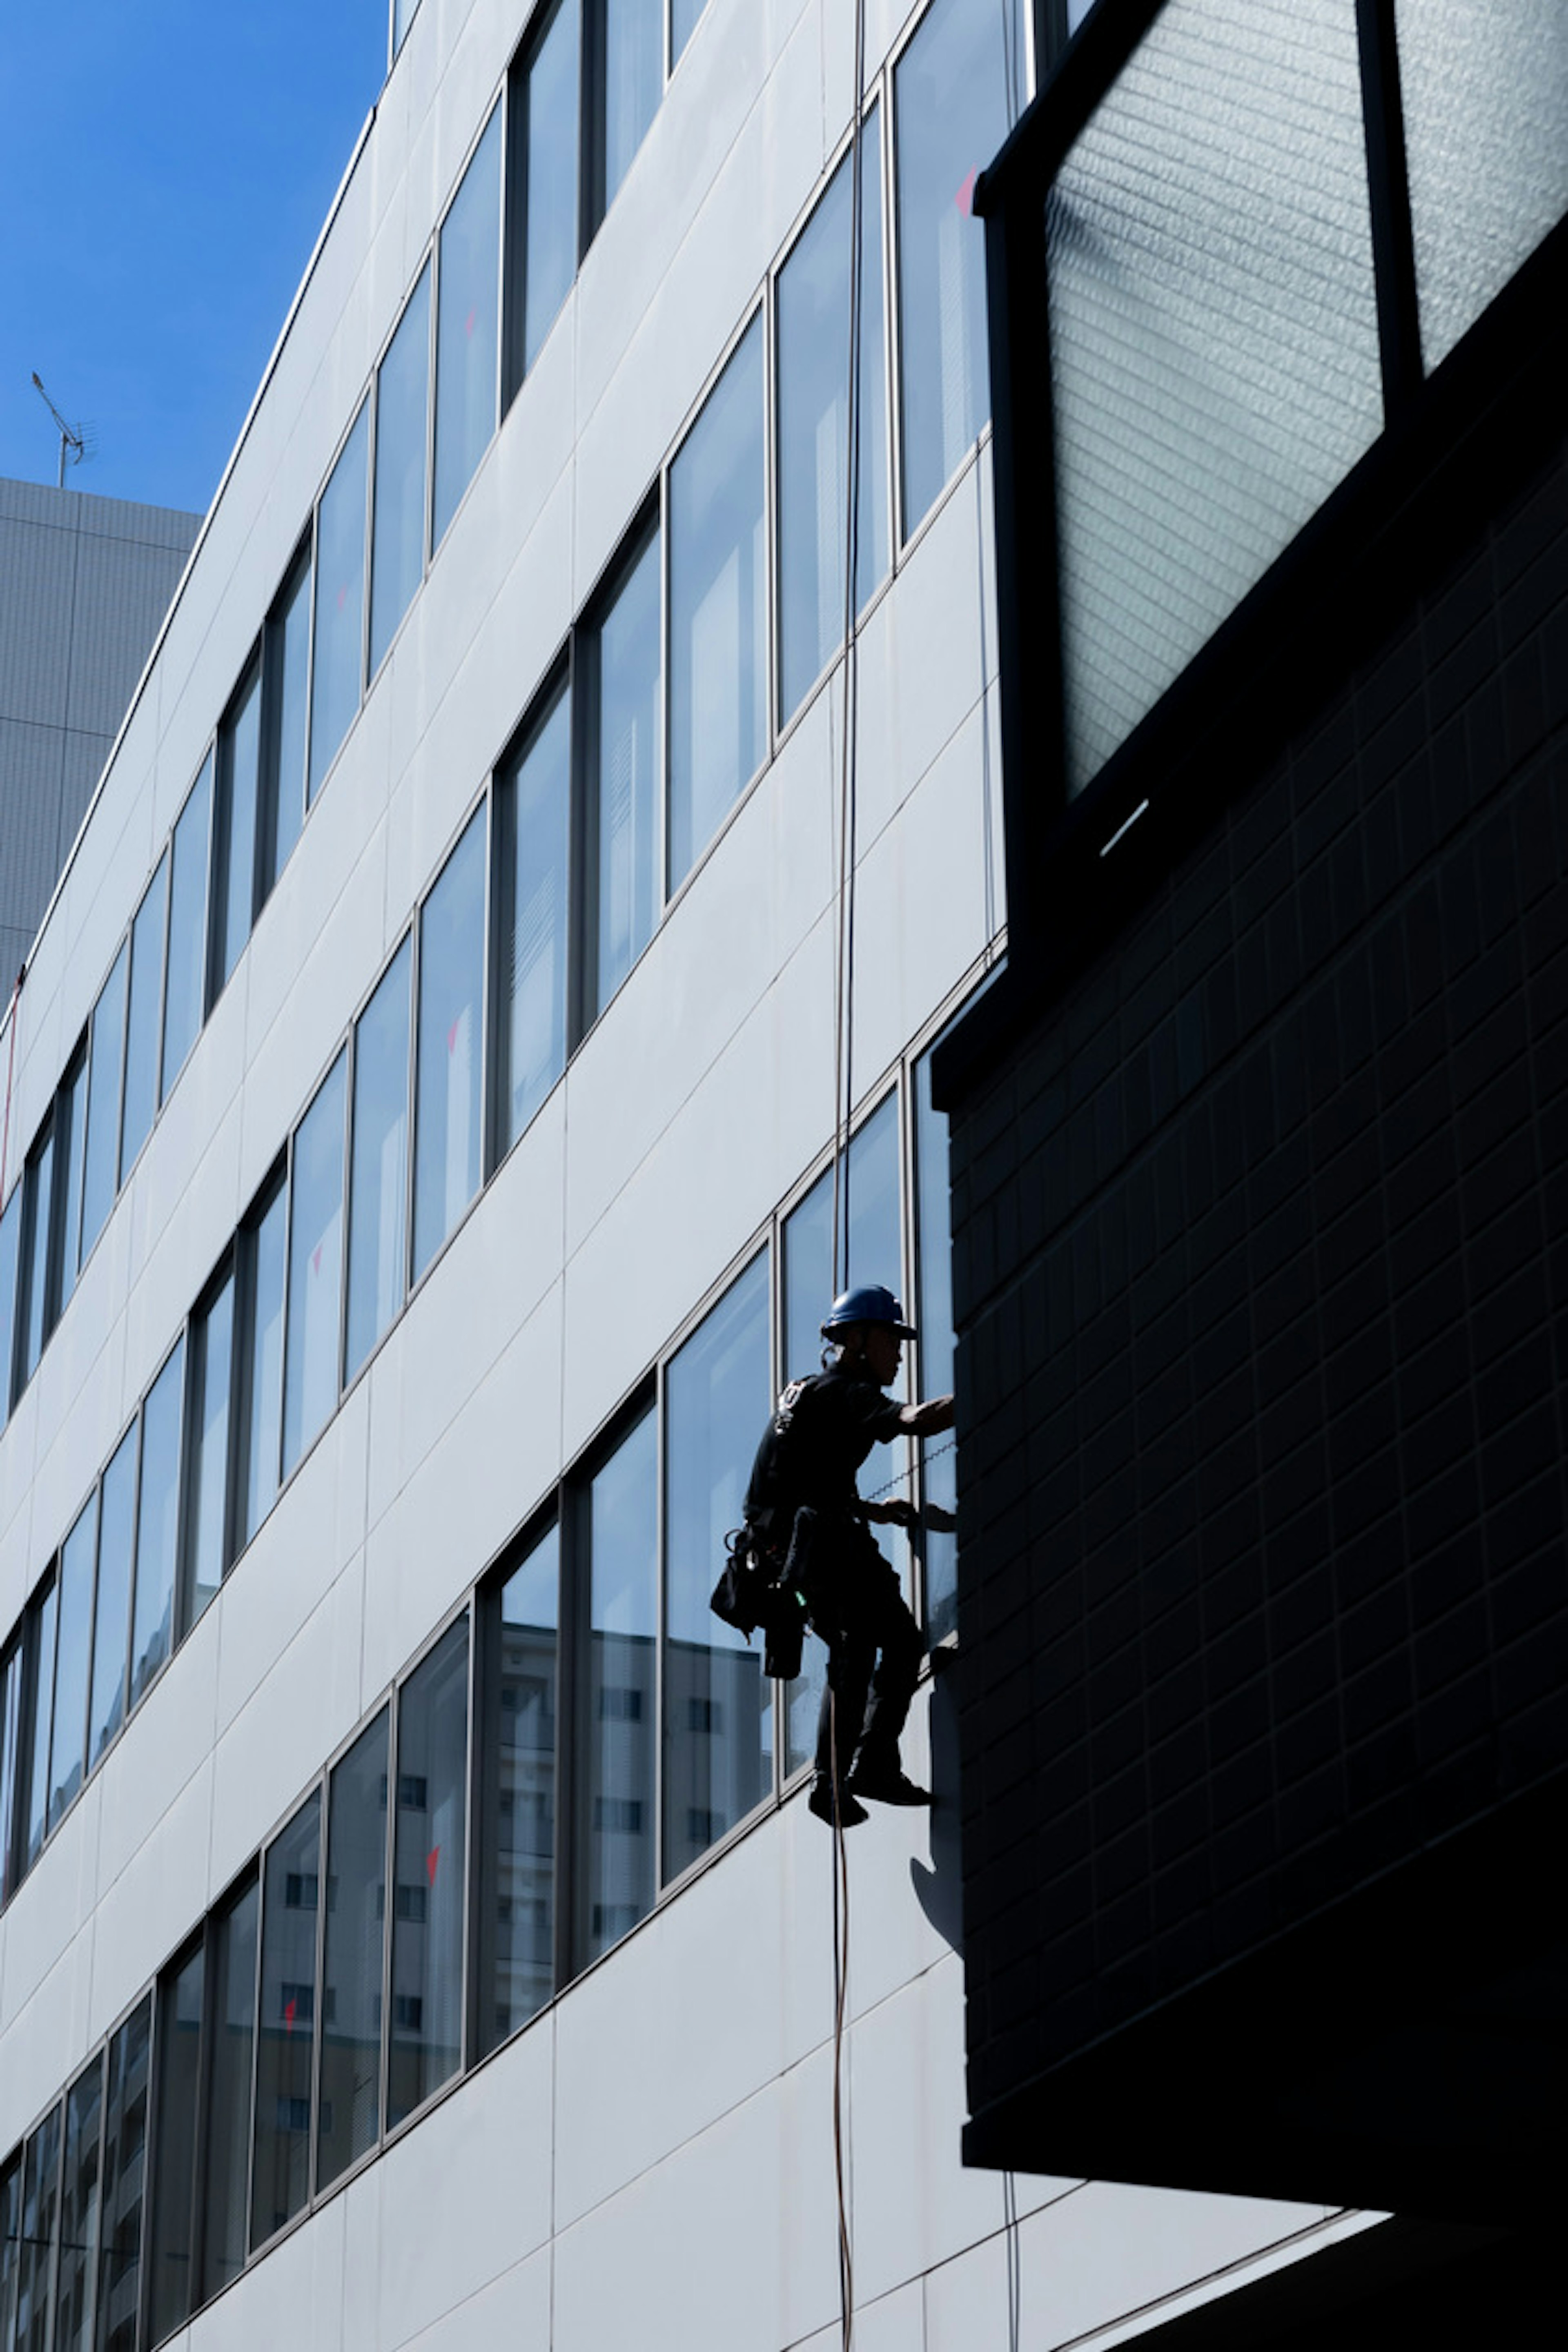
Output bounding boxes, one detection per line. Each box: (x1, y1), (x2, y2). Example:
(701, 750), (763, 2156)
(744, 1285), (956, 1828)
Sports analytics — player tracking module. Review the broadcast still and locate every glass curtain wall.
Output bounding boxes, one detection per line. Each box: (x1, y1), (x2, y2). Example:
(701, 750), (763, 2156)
(481, 1528), (559, 2053)
(130, 1341), (185, 1708)
(668, 316), (767, 889)
(584, 524), (661, 1024)
(370, 265), (432, 675)
(318, 1710), (390, 2189)
(493, 688), (570, 1155)
(776, 110), (889, 724)
(251, 1793), (321, 2249)
(662, 1254), (771, 1881)
(89, 1428), (138, 1768)
(581, 1410), (657, 1961)
(434, 109), (502, 545)
(308, 405), (370, 802)
(346, 941), (412, 1381)
(388, 1615), (469, 2127)
(214, 665), (262, 1002)
(161, 760), (211, 1100)
(282, 1054), (347, 1478)
(413, 811), (485, 1279)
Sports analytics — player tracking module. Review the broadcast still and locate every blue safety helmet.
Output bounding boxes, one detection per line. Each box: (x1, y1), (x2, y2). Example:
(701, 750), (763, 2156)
(820, 1283), (917, 1340)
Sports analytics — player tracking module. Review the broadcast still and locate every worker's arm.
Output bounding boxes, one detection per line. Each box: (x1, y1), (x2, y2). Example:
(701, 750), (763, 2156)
(898, 1392), (954, 1438)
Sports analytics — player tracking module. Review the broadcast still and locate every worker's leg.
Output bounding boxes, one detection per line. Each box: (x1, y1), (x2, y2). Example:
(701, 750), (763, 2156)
(815, 1621), (875, 1784)
(846, 1555), (929, 1802)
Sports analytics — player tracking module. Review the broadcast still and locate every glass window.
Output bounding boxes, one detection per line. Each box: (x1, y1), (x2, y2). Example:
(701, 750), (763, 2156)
(318, 1708), (389, 2189)
(1, 2155), (20, 2350)
(79, 942), (128, 1265)
(120, 853), (169, 1181)
(251, 1792), (321, 2249)
(283, 1054), (348, 1478)
(895, 0), (1027, 537)
(582, 1409), (657, 1960)
(97, 1996), (151, 2352)
(346, 942), (412, 1382)
(370, 264), (432, 675)
(388, 1614), (469, 2126)
(149, 1942), (202, 2346)
(434, 107), (502, 545)
(55, 1043), (89, 1324)
(663, 1254), (771, 1882)
(601, 0), (662, 216)
(777, 111), (889, 724)
(162, 758), (211, 1098)
(914, 1036), (957, 1641)
(668, 314), (767, 890)
(49, 1494), (97, 1831)
(24, 1576), (58, 1873)
(89, 1428), (137, 1770)
(57, 2055), (103, 2352)
(494, 687), (569, 1156)
(237, 1174), (288, 1548)
(671, 0), (704, 65)
(18, 1121), (55, 1387)
(308, 403), (370, 802)
(0, 1637), (22, 1904)
(782, 1093), (904, 1772)
(522, 2), (581, 376)
(261, 546), (312, 892)
(214, 666), (262, 1002)
(413, 810), (485, 1280)
(16, 2103), (61, 2352)
(131, 1340), (184, 1710)
(0, 1186), (18, 1429)
(480, 1527), (558, 2054)
(184, 1268), (236, 1632)
(200, 1877), (259, 2304)
(584, 523), (660, 1025)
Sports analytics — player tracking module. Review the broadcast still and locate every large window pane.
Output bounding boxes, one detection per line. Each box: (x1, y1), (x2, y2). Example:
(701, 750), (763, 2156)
(252, 1793), (321, 2249)
(782, 1093), (904, 1773)
(0, 1188), (18, 1430)
(434, 107), (501, 544)
(777, 111), (889, 725)
(24, 1577), (58, 1873)
(2, 2155), (20, 2350)
(347, 941), (411, 1381)
(261, 547), (312, 891)
(481, 1528), (558, 2054)
(586, 524), (660, 1022)
(162, 757), (211, 1096)
(0, 1639), (22, 1903)
(603, 0), (661, 212)
(149, 1944), (202, 2346)
(283, 1054), (347, 1477)
(494, 688), (569, 1155)
(214, 666), (261, 998)
(318, 1708), (389, 2189)
(319, 1712), (390, 2183)
(895, 0), (1027, 537)
(16, 2104), (61, 2352)
(56, 1044), (89, 1322)
(308, 403), (370, 801)
(57, 2058), (103, 2352)
(370, 265), (432, 674)
(668, 315), (766, 889)
(89, 1429), (137, 1768)
(96, 1996), (150, 2352)
(200, 1877), (258, 2304)
(50, 1494), (97, 1830)
(237, 1176), (288, 1546)
(523, 2), (581, 374)
(184, 1269), (235, 1632)
(583, 1410), (657, 1960)
(18, 1123), (55, 1387)
(664, 1254), (771, 1882)
(130, 1340), (184, 1710)
(672, 0), (704, 64)
(914, 1036), (957, 1642)
(413, 811), (485, 1279)
(79, 943), (128, 1264)
(120, 854), (169, 1182)
(389, 1614), (469, 2125)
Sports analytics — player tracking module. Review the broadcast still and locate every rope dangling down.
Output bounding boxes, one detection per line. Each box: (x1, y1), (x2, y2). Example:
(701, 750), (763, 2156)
(829, 1686), (854, 2352)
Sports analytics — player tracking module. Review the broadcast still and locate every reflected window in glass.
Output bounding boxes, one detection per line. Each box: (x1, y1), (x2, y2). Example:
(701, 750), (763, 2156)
(184, 1269), (236, 1633)
(584, 522), (660, 1025)
(582, 1409), (657, 1959)
(494, 686), (569, 1156)
(388, 1614), (469, 2124)
(130, 1339), (184, 1709)
(413, 809), (485, 1280)
(214, 662), (262, 999)
(18, 1121), (56, 1388)
(23, 1575), (58, 1873)
(261, 546), (312, 890)
(57, 2056), (103, 2352)
(318, 1708), (390, 2189)
(283, 1054), (347, 1478)
(371, 265), (432, 675)
(482, 1528), (558, 2052)
(252, 1793), (321, 2248)
(49, 1494), (97, 1831)
(600, 0), (662, 218)
(120, 853), (169, 1183)
(79, 941), (128, 1265)
(16, 2105), (61, 2352)
(149, 1942), (203, 2346)
(0, 1638), (22, 1904)
(434, 107), (502, 545)
(97, 1996), (151, 2352)
(347, 940), (412, 1381)
(163, 759), (211, 1096)
(308, 403), (370, 801)
(668, 315), (766, 889)
(89, 1427), (138, 1769)
(523, 1), (581, 375)
(200, 1877), (258, 2303)
(237, 1174), (288, 1547)
(55, 1042), (89, 1324)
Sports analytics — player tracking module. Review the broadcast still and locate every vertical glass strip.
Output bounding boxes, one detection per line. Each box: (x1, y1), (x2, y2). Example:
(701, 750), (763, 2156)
(79, 942), (128, 1265)
(603, 0), (662, 212)
(0, 1639), (22, 1903)
(494, 689), (570, 1156)
(200, 1877), (258, 2303)
(215, 666), (262, 996)
(251, 1793), (321, 2248)
(18, 1125), (55, 1386)
(388, 1615), (470, 2125)
(185, 1269), (236, 1630)
(238, 1177), (288, 1547)
(483, 1528), (559, 2053)
(588, 525), (661, 1022)
(434, 107), (502, 545)
(96, 1996), (151, 2352)
(119, 854), (169, 1181)
(261, 548), (312, 891)
(162, 758), (212, 1098)
(16, 2104), (62, 2352)
(583, 1410), (657, 1959)
(1, 2155), (20, 2351)
(346, 941), (412, 1382)
(370, 264), (432, 675)
(318, 1708), (390, 2188)
(56, 1045), (89, 1321)
(149, 1944), (203, 2345)
(0, 1187), (18, 1434)
(308, 403), (370, 802)
(914, 1036), (958, 1641)
(50, 1493), (98, 1830)
(24, 1577), (58, 1873)
(89, 1428), (138, 1769)
(129, 1340), (184, 1710)
(523, 2), (581, 372)
(413, 811), (485, 1280)
(57, 2057), (105, 2352)
(282, 1053), (348, 1478)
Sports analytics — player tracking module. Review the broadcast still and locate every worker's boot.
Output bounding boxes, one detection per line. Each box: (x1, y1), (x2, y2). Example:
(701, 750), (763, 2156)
(845, 1748), (931, 1806)
(808, 1772), (868, 1828)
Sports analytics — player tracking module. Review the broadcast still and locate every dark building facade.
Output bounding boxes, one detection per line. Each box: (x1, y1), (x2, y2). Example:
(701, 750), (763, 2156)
(938, 0), (1568, 2246)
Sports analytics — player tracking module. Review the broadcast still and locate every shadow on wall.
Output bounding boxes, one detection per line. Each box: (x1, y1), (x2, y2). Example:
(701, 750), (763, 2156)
(910, 1648), (962, 1954)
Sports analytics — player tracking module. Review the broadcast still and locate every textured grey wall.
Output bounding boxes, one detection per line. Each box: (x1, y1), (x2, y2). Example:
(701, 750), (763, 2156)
(0, 476), (201, 992)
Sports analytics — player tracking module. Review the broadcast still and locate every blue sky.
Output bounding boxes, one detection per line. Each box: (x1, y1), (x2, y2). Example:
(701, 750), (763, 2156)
(2, 2), (390, 518)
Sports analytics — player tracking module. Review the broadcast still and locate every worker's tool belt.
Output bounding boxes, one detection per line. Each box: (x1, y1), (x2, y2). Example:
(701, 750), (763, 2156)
(709, 1511), (822, 1682)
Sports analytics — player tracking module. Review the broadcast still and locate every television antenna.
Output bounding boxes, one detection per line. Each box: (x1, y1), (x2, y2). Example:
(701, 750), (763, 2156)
(31, 372), (94, 488)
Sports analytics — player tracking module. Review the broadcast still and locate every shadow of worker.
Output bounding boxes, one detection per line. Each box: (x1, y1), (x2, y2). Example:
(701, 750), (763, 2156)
(909, 1644), (963, 1955)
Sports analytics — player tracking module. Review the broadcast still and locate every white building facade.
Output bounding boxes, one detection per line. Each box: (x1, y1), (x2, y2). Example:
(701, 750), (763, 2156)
(1, 4), (1380, 2347)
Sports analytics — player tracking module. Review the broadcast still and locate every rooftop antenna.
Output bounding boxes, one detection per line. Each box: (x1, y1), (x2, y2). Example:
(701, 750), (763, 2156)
(31, 371), (93, 489)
